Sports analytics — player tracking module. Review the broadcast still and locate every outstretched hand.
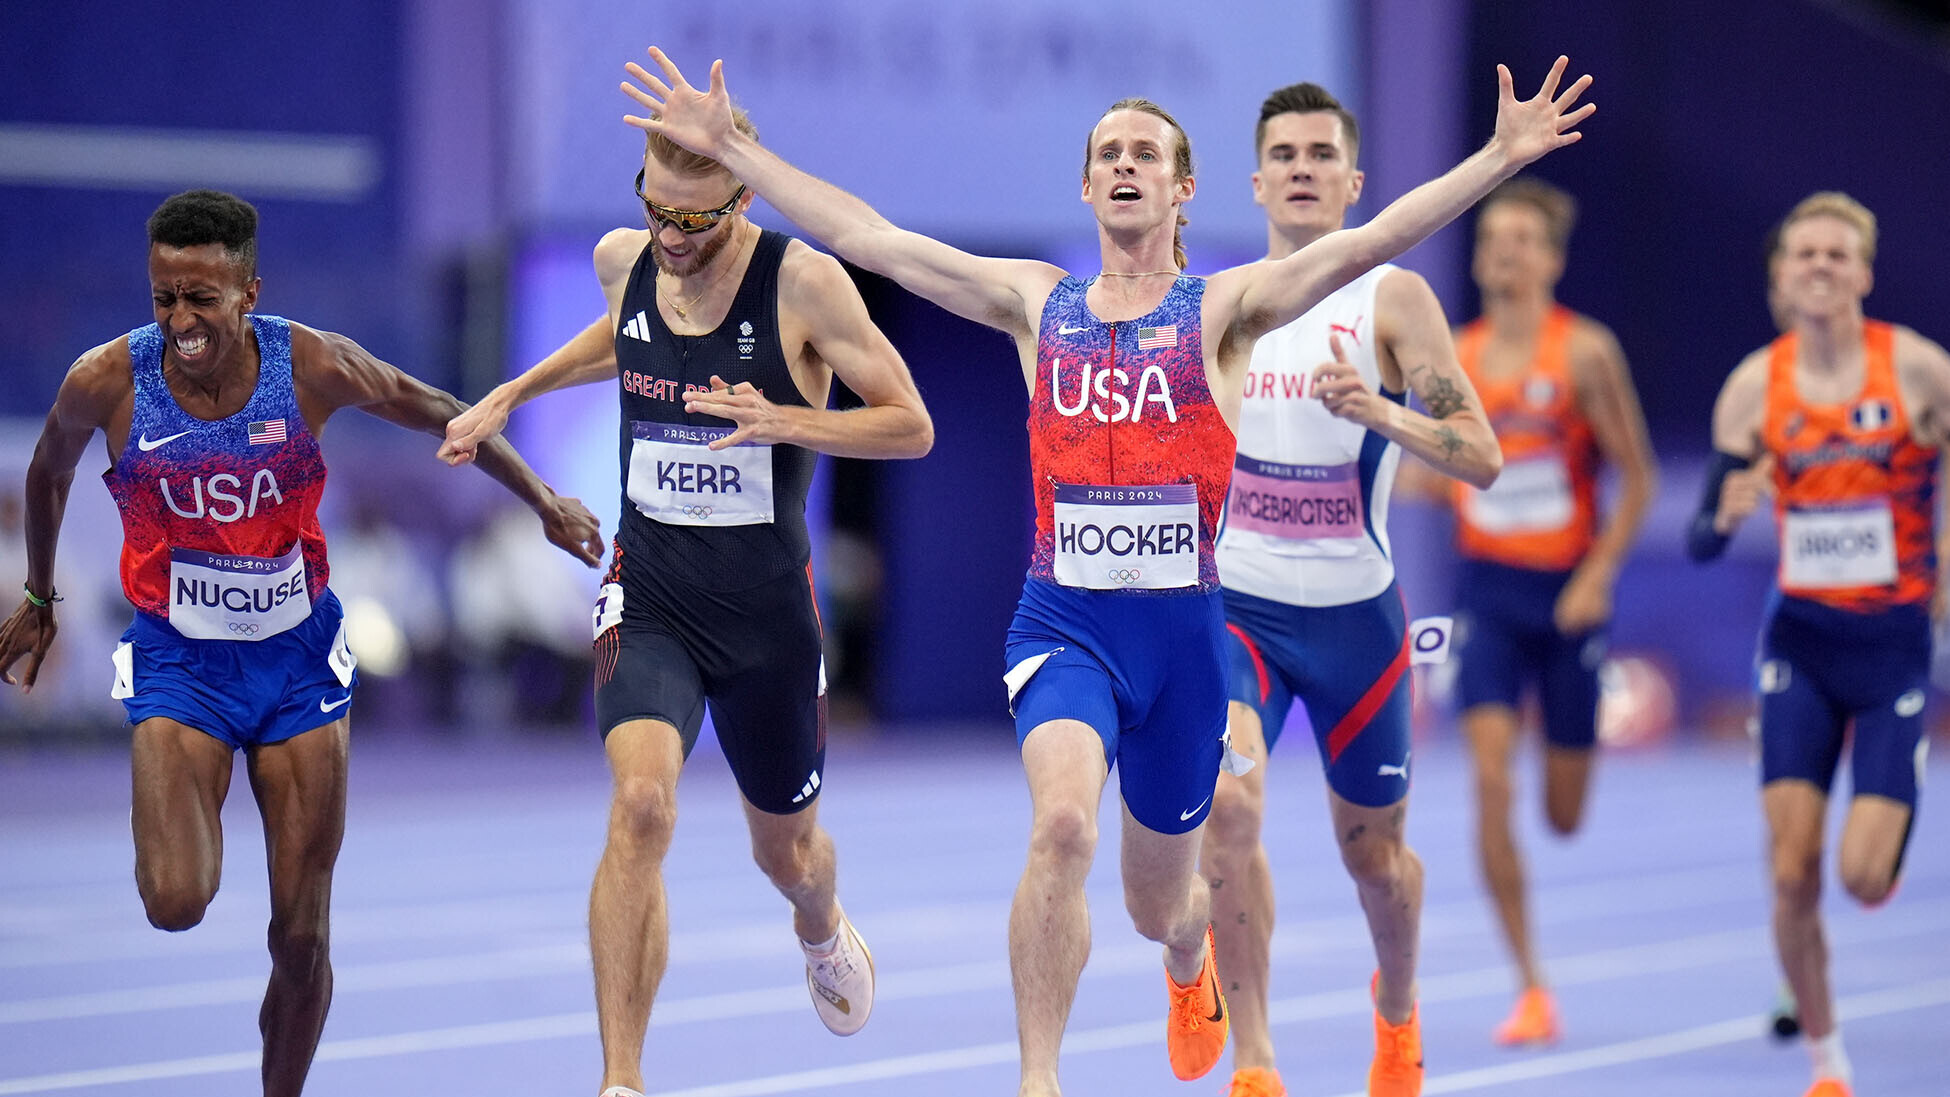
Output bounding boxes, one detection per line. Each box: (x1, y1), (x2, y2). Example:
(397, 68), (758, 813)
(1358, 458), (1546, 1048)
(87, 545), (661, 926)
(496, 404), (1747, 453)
(622, 47), (738, 161)
(1492, 56), (1596, 168)
(0, 599), (57, 693)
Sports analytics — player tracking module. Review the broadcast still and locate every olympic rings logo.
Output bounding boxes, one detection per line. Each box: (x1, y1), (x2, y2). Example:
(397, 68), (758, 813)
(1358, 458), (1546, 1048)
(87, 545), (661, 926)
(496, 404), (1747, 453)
(681, 504), (715, 518)
(227, 621), (262, 636)
(1105, 568), (1144, 583)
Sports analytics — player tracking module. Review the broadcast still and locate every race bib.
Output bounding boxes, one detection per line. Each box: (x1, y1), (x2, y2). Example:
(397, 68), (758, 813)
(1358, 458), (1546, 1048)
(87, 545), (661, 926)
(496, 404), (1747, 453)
(1052, 483), (1199, 590)
(1463, 454), (1573, 534)
(167, 542), (311, 641)
(1782, 501), (1897, 589)
(1226, 454), (1365, 547)
(626, 422), (774, 527)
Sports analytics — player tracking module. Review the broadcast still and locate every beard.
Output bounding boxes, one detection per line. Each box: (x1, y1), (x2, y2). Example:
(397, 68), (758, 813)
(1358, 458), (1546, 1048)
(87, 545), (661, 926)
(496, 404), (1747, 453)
(652, 218), (739, 278)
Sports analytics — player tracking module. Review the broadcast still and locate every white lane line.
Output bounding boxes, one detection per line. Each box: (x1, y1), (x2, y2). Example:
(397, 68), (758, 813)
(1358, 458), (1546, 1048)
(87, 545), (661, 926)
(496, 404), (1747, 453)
(0, 125), (378, 200)
(1319, 977), (1950, 1097)
(0, 861), (1773, 1023)
(4, 895), (1943, 1096)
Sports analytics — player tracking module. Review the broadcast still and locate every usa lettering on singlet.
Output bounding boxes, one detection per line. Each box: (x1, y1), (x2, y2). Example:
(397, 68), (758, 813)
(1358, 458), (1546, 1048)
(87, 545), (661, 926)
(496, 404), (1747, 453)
(1027, 274), (1235, 593)
(1216, 265), (1401, 606)
(104, 315), (330, 640)
(1764, 321), (1934, 608)
(610, 229), (819, 588)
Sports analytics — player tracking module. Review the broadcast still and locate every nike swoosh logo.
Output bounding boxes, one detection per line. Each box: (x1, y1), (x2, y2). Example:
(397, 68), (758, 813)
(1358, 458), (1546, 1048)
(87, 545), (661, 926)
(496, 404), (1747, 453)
(1208, 994), (1225, 1024)
(137, 430), (193, 451)
(1180, 796), (1212, 821)
(319, 693), (352, 713)
(1058, 324), (1088, 335)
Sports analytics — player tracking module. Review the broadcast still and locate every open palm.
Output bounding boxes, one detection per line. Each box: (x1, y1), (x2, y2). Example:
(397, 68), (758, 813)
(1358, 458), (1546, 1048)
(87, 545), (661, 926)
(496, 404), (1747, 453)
(621, 47), (736, 160)
(1494, 56), (1596, 168)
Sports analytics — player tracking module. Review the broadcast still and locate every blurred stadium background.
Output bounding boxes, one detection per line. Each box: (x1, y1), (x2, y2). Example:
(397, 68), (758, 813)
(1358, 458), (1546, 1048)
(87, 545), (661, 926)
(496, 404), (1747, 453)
(3, 0), (1948, 744)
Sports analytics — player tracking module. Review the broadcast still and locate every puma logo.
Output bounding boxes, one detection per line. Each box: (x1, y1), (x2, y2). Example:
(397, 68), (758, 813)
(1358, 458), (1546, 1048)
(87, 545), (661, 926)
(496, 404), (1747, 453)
(1329, 315), (1365, 347)
(1377, 753), (1410, 780)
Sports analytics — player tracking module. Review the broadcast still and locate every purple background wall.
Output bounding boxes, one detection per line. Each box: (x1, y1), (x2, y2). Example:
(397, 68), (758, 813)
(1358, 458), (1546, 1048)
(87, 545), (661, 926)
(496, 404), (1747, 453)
(6, 0), (1949, 730)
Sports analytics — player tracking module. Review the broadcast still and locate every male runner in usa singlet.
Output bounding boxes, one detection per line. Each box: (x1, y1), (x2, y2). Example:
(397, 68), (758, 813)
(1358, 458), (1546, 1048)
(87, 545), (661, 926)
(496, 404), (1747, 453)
(439, 106), (933, 1097)
(626, 47), (1593, 1097)
(0, 190), (601, 1097)
(1439, 177), (1657, 1046)
(1203, 82), (1501, 1097)
(1690, 192), (1950, 1097)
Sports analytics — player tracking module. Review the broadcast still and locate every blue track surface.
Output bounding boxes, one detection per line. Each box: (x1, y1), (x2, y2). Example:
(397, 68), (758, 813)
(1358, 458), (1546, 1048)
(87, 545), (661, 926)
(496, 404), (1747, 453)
(2, 729), (1945, 1096)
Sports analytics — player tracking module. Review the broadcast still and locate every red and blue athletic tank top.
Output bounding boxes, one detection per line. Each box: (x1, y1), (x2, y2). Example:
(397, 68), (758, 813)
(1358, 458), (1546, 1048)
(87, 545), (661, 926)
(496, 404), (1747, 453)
(1452, 305), (1600, 572)
(1027, 275), (1234, 593)
(104, 315), (329, 625)
(1763, 320), (1936, 612)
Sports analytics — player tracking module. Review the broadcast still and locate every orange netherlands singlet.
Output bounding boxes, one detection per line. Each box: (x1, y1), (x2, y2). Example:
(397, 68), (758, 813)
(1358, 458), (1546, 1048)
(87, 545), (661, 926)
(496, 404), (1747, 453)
(1762, 320), (1936, 612)
(1452, 305), (1600, 572)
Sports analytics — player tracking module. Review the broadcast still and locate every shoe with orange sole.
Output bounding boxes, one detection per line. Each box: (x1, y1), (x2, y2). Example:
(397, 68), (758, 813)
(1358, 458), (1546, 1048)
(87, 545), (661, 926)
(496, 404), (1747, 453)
(1165, 925), (1229, 1080)
(1369, 972), (1424, 1097)
(1492, 986), (1562, 1047)
(1803, 1080), (1853, 1097)
(1226, 1065), (1286, 1097)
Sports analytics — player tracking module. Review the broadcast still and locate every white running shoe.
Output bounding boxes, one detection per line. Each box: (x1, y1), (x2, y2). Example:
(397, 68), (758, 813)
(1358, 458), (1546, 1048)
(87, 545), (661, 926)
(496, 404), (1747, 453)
(599, 1087), (646, 1097)
(802, 912), (875, 1035)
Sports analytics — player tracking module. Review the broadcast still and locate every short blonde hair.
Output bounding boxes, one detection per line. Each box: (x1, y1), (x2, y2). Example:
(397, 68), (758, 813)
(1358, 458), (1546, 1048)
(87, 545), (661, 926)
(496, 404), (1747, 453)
(1775, 191), (1877, 264)
(645, 106), (759, 178)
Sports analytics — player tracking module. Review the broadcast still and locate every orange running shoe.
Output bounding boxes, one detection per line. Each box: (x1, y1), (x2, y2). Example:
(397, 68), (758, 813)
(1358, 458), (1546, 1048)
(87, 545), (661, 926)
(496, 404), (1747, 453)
(1165, 925), (1229, 1080)
(1803, 1080), (1853, 1097)
(1226, 1065), (1286, 1097)
(1369, 973), (1424, 1097)
(1492, 986), (1562, 1047)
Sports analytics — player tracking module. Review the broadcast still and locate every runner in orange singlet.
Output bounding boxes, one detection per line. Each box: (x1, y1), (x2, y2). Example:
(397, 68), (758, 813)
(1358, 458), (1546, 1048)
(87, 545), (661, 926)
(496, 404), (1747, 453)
(1446, 178), (1657, 1046)
(1690, 192), (1950, 1097)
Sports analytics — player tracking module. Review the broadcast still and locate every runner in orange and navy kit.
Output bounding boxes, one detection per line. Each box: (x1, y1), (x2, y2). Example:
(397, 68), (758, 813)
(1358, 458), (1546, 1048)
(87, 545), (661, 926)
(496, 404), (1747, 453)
(0, 190), (601, 1097)
(1690, 192), (1950, 1097)
(628, 45), (1595, 1097)
(1444, 178), (1657, 1046)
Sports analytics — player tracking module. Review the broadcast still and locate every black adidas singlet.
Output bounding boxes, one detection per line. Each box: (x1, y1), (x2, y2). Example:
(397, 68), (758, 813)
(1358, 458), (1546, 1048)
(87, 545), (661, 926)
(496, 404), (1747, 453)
(612, 229), (819, 589)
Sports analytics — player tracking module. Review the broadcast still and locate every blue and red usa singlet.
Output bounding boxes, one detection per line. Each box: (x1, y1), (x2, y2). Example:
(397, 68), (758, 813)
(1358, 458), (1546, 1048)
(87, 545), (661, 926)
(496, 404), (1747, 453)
(1026, 275), (1235, 593)
(103, 316), (329, 641)
(1763, 320), (1936, 613)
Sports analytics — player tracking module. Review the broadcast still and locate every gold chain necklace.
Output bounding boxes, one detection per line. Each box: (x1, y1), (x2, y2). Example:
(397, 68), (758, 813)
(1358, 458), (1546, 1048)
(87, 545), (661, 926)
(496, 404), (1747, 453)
(658, 225), (745, 319)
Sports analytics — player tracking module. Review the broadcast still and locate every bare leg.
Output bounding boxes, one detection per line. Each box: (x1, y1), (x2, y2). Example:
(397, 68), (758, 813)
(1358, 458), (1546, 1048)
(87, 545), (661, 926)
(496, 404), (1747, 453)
(1464, 703), (1541, 989)
(245, 717), (350, 1097)
(130, 717), (234, 930)
(589, 719), (686, 1095)
(1010, 720), (1109, 1097)
(1122, 802), (1214, 980)
(1541, 744), (1596, 837)
(1765, 780), (1833, 1040)
(743, 798), (840, 945)
(1198, 702), (1275, 1071)
(1330, 789), (1422, 1024)
(1836, 793), (1912, 907)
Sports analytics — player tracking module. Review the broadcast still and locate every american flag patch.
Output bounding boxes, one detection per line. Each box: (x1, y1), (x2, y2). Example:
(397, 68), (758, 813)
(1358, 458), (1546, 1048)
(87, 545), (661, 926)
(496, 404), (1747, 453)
(1137, 325), (1177, 350)
(248, 419), (287, 446)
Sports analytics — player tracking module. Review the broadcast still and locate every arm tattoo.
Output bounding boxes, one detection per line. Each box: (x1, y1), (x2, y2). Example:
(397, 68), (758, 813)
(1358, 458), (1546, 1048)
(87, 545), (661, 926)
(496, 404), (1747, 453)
(1419, 371), (1468, 419)
(1436, 425), (1464, 461)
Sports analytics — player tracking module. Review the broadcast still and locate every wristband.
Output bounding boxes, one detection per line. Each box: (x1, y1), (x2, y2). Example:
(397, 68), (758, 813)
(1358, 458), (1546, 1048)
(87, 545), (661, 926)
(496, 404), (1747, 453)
(22, 585), (61, 607)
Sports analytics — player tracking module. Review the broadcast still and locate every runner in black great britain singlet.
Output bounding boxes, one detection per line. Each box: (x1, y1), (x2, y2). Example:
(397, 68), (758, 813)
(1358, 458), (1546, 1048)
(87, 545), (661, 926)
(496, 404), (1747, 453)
(597, 227), (827, 809)
(439, 107), (933, 1096)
